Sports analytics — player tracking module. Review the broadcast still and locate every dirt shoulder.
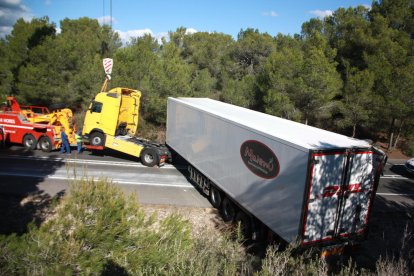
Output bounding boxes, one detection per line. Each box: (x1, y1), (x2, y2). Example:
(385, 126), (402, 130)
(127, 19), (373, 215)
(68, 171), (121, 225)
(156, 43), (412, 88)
(140, 204), (225, 238)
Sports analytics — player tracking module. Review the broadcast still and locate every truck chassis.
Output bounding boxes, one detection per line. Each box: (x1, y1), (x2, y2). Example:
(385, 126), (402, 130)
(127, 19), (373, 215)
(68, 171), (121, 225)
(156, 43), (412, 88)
(84, 133), (170, 167)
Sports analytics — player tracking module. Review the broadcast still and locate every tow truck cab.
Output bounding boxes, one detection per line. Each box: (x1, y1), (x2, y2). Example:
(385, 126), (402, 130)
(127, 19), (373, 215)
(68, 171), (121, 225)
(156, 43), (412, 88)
(82, 87), (168, 167)
(83, 87), (140, 138)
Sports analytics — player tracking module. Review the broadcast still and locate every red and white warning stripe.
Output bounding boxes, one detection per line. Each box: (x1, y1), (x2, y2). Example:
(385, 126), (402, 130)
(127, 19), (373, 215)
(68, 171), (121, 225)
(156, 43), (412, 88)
(103, 58), (113, 75)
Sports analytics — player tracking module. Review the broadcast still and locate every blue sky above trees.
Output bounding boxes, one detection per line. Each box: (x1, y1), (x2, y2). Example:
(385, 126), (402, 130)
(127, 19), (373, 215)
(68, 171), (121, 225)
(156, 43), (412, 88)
(1, 0), (371, 43)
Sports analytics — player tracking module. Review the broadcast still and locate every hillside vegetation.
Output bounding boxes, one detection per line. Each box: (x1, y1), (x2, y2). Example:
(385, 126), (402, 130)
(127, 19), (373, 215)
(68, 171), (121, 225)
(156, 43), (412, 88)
(0, 178), (411, 275)
(0, 1), (413, 153)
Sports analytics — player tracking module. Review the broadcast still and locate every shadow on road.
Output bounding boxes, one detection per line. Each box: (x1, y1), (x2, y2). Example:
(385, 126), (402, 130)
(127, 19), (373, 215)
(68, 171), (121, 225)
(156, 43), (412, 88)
(85, 148), (141, 162)
(0, 146), (66, 235)
(351, 194), (414, 272)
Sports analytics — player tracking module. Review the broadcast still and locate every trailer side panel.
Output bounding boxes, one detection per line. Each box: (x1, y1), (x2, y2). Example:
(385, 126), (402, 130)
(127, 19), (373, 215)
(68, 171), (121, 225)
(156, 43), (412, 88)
(167, 98), (310, 242)
(167, 97), (382, 246)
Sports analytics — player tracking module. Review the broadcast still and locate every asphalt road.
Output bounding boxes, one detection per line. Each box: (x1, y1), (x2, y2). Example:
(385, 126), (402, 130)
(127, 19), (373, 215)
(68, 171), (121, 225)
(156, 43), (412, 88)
(0, 146), (211, 207)
(0, 146), (413, 209)
(377, 159), (414, 206)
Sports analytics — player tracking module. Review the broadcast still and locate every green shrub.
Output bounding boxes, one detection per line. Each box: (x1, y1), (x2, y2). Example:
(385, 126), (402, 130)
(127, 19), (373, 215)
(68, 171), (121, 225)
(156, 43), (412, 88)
(403, 138), (414, 156)
(0, 178), (245, 275)
(0, 179), (189, 274)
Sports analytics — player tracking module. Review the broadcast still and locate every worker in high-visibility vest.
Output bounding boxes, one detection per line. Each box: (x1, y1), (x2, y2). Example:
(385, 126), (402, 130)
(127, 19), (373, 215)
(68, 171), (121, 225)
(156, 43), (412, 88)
(75, 130), (83, 154)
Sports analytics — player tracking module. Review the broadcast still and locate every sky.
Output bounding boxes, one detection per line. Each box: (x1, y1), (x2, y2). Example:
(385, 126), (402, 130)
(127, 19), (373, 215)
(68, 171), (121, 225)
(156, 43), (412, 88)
(0, 0), (372, 44)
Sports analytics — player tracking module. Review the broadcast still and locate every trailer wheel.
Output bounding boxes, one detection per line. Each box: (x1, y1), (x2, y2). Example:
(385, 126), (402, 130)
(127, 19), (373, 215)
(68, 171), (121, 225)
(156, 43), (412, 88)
(90, 132), (105, 146)
(209, 186), (222, 208)
(221, 197), (236, 222)
(23, 134), (37, 150)
(39, 136), (52, 152)
(235, 211), (252, 240)
(140, 148), (159, 167)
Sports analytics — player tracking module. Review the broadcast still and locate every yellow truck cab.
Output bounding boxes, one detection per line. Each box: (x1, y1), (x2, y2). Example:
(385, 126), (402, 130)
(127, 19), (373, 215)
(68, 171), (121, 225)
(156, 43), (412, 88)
(83, 87), (169, 167)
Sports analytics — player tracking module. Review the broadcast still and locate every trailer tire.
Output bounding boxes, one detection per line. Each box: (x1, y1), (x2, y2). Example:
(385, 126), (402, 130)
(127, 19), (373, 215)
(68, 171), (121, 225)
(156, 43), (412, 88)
(23, 134), (37, 150)
(210, 186), (222, 208)
(235, 211), (252, 240)
(39, 136), (52, 152)
(221, 197), (236, 222)
(90, 132), (105, 146)
(140, 148), (159, 167)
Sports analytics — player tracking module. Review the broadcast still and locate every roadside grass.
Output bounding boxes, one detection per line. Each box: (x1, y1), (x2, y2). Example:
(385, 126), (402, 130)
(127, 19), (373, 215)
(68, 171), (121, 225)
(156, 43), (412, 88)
(0, 178), (411, 275)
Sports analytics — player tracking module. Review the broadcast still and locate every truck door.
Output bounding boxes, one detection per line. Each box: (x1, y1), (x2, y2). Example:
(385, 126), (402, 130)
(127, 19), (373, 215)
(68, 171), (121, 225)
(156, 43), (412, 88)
(83, 101), (103, 134)
(302, 150), (375, 245)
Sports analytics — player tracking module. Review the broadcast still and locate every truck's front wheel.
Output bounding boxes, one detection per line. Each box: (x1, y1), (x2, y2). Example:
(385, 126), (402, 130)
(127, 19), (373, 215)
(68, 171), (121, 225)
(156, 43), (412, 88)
(140, 148), (159, 167)
(90, 132), (105, 146)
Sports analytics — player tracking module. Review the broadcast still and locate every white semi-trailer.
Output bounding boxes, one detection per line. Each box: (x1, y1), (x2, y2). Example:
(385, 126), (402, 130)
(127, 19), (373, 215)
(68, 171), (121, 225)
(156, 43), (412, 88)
(166, 97), (385, 248)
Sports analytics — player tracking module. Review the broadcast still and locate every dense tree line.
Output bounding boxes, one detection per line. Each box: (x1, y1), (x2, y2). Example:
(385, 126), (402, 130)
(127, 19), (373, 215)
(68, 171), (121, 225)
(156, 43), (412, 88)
(0, 0), (413, 151)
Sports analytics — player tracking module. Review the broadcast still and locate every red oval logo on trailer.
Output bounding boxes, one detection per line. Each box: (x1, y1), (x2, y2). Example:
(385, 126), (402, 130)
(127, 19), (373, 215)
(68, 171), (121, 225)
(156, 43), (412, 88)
(240, 140), (280, 179)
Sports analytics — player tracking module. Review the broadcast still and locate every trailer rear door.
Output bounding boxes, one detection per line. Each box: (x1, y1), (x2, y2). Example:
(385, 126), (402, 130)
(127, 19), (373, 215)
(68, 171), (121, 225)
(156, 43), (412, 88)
(302, 150), (374, 245)
(337, 151), (373, 237)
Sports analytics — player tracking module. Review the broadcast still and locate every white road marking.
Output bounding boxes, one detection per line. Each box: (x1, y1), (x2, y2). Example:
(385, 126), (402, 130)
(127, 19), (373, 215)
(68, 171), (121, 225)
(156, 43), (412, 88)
(381, 175), (410, 180)
(377, 193), (414, 196)
(0, 172), (194, 188)
(0, 154), (185, 169)
(112, 179), (192, 188)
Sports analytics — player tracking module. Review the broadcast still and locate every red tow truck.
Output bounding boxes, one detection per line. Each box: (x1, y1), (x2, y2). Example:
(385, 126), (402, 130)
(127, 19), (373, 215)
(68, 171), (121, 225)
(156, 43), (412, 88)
(0, 102), (60, 151)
